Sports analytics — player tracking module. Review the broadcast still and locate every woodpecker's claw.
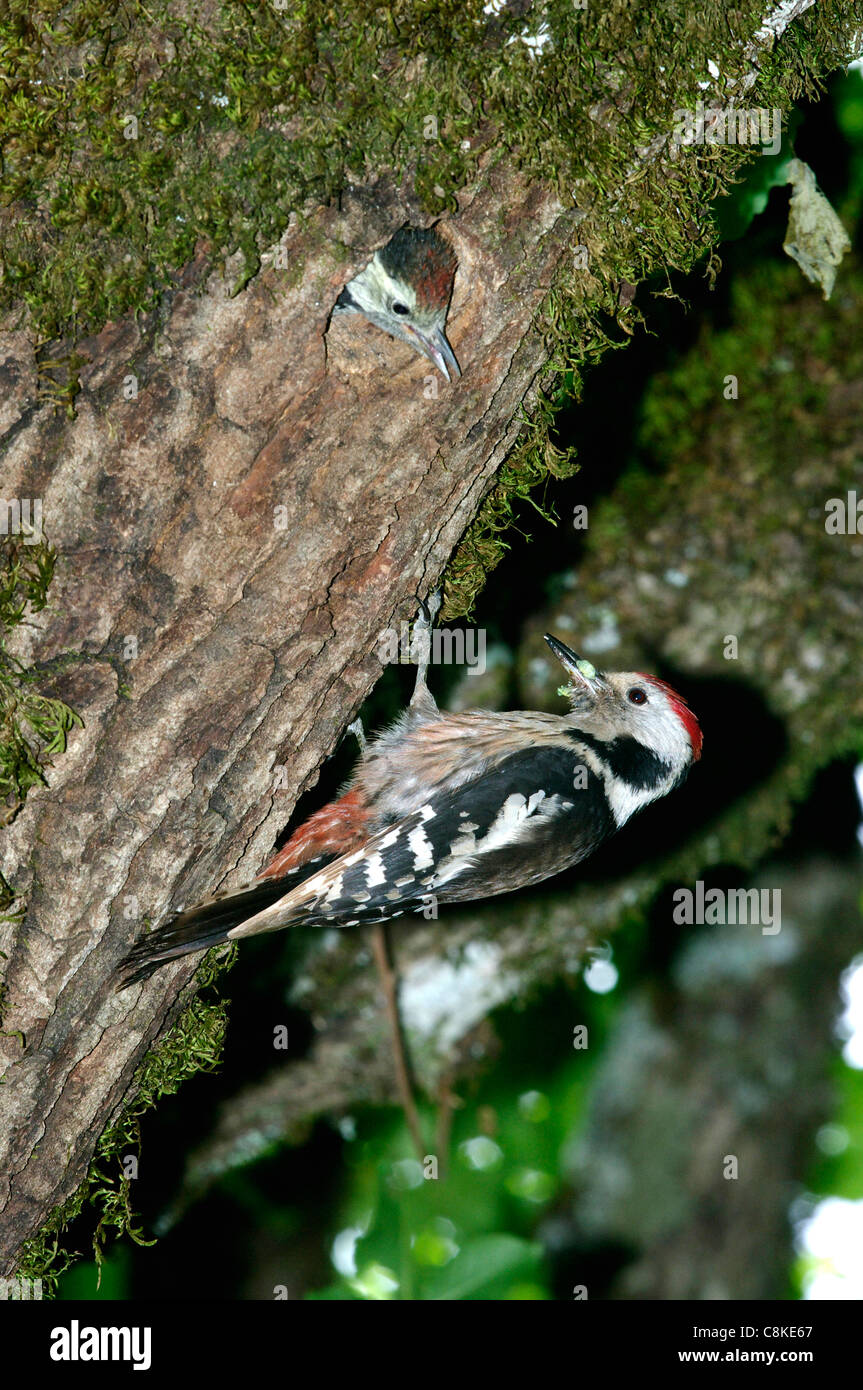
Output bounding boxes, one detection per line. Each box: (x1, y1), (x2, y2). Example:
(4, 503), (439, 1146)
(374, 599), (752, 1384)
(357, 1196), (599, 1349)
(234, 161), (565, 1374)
(416, 588), (443, 629)
(409, 590), (442, 714)
(347, 718), (367, 753)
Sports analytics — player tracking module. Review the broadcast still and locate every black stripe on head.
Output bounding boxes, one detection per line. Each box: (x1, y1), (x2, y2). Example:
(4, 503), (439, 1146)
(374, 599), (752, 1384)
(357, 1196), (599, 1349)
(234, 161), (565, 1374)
(335, 286), (359, 311)
(571, 731), (672, 791)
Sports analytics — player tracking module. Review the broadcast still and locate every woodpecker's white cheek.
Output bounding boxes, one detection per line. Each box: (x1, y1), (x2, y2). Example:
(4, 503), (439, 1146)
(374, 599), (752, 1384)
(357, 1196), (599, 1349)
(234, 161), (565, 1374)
(650, 709), (693, 773)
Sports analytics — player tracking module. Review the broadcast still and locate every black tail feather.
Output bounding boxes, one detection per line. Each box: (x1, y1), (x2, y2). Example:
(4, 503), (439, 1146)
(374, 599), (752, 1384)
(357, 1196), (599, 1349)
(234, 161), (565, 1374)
(116, 856), (334, 989)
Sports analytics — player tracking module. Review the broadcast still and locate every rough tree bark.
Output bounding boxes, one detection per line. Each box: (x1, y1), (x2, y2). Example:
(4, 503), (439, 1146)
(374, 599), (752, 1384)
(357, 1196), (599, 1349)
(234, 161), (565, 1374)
(0, 0), (849, 1273)
(0, 169), (576, 1269)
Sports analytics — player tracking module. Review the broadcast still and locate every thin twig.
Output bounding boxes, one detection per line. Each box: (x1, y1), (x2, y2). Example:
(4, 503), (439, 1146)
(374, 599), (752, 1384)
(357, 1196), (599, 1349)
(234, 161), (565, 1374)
(371, 923), (425, 1161)
(434, 1072), (460, 1180)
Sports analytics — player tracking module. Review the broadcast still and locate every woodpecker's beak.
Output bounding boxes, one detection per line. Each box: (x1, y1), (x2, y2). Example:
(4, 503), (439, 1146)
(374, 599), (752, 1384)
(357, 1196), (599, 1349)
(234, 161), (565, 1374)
(410, 324), (461, 382)
(544, 635), (606, 699)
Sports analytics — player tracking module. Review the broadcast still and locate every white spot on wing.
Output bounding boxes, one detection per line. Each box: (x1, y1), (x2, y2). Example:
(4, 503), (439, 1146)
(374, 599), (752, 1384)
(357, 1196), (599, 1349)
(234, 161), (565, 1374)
(433, 790), (560, 887)
(408, 824), (435, 870)
(324, 873), (344, 903)
(447, 828), (477, 857)
(364, 852), (387, 887)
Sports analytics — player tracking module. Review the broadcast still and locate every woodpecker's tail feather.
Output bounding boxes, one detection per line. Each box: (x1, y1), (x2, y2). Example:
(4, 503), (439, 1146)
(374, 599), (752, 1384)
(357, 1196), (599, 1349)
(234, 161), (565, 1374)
(116, 857), (335, 989)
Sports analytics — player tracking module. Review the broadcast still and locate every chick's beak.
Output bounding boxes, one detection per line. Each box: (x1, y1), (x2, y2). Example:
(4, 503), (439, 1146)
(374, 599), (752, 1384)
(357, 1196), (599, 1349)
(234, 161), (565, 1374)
(544, 634), (606, 695)
(411, 324), (461, 382)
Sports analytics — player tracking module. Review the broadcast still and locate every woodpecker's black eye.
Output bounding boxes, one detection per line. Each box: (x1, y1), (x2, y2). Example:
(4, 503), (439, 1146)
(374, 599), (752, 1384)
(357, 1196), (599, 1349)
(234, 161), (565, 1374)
(392, 301), (410, 315)
(627, 687), (647, 705)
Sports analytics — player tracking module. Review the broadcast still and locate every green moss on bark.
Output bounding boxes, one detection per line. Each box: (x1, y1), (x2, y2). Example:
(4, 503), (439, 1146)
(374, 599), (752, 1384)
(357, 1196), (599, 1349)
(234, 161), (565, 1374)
(1, 0), (856, 375)
(0, 535), (82, 827)
(13, 985), (229, 1294)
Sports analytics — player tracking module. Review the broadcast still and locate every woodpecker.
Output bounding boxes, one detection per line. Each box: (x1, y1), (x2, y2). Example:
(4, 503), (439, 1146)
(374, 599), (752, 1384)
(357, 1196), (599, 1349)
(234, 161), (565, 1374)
(332, 224), (460, 381)
(118, 599), (701, 988)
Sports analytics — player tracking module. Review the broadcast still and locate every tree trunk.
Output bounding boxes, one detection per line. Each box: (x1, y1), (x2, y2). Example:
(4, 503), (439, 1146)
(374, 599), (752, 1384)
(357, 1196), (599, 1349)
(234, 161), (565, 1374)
(0, 168), (576, 1269)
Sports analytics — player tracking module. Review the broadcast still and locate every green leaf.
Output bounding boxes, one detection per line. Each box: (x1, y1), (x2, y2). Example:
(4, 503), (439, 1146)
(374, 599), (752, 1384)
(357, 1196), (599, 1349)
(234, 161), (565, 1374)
(422, 1234), (545, 1301)
(714, 111), (801, 243)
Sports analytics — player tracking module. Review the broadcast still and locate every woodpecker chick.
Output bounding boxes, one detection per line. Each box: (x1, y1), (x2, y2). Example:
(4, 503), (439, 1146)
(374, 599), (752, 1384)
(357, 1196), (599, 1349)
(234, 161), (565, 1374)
(333, 225), (460, 381)
(119, 605), (701, 988)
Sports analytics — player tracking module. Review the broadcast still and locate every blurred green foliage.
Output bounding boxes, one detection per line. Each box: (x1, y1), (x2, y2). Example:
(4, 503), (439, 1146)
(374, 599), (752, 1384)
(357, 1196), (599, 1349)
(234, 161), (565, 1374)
(809, 1061), (863, 1203)
(834, 67), (863, 226)
(713, 112), (800, 242)
(306, 1020), (601, 1299)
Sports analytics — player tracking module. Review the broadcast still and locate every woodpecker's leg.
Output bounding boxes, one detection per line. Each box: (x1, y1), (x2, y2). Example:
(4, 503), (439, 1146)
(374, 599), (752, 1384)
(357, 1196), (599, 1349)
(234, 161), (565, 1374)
(410, 588), (442, 714)
(371, 922), (426, 1161)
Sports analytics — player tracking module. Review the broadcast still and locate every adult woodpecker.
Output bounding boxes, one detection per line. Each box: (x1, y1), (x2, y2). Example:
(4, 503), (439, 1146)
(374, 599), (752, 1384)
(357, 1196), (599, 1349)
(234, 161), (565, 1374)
(118, 597), (701, 988)
(332, 224), (461, 381)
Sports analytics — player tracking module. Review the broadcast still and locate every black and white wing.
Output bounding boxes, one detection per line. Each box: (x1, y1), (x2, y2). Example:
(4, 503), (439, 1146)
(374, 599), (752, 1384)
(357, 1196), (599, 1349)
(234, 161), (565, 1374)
(226, 741), (615, 934)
